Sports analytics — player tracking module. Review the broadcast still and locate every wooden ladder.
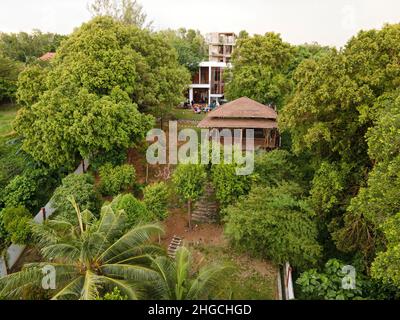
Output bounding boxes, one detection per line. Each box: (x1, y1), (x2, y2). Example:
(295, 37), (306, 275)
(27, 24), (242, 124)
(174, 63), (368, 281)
(167, 235), (183, 258)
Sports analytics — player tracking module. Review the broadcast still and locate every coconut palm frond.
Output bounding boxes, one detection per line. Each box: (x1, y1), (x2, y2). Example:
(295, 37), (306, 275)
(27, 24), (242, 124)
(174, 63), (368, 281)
(0, 265), (43, 299)
(92, 205), (127, 258)
(80, 270), (102, 300)
(51, 276), (84, 300)
(186, 263), (234, 300)
(105, 244), (165, 265)
(40, 244), (81, 262)
(99, 224), (164, 263)
(150, 256), (177, 299)
(31, 219), (76, 248)
(101, 264), (160, 282)
(175, 247), (191, 300)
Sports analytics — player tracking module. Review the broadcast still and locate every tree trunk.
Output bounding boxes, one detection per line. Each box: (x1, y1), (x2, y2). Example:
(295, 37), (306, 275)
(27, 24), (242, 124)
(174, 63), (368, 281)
(188, 199), (192, 230)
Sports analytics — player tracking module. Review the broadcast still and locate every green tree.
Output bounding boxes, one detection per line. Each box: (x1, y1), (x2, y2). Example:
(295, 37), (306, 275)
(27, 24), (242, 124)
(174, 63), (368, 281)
(160, 28), (207, 75)
(0, 54), (22, 103)
(88, 0), (151, 28)
(52, 173), (100, 221)
(1, 168), (58, 212)
(296, 259), (381, 300)
(0, 30), (66, 63)
(111, 193), (154, 225)
(371, 213), (400, 288)
(224, 183), (321, 269)
(143, 182), (169, 220)
(16, 64), (49, 107)
(172, 164), (207, 229)
(99, 163), (136, 196)
(254, 150), (301, 187)
(225, 33), (295, 109)
(14, 17), (189, 168)
(211, 163), (254, 209)
(151, 247), (231, 300)
(0, 206), (32, 245)
(0, 200), (164, 300)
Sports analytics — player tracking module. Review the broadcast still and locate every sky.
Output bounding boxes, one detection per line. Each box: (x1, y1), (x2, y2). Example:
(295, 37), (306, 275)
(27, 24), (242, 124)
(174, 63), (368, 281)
(1, 0), (400, 47)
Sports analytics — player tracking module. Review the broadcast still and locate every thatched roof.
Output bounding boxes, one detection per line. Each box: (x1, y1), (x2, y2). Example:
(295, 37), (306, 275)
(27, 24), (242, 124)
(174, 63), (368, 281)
(198, 97), (278, 129)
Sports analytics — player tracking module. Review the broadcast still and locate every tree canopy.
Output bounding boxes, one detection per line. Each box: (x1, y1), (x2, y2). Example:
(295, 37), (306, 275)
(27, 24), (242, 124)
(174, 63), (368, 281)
(14, 17), (189, 169)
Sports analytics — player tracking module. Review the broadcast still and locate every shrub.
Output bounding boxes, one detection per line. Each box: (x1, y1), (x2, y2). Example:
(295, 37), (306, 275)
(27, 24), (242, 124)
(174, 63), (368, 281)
(1, 206), (32, 245)
(0, 137), (27, 192)
(52, 173), (100, 221)
(143, 182), (169, 220)
(111, 194), (154, 225)
(211, 163), (254, 209)
(0, 210), (10, 251)
(99, 163), (136, 196)
(224, 182), (321, 269)
(1, 168), (58, 212)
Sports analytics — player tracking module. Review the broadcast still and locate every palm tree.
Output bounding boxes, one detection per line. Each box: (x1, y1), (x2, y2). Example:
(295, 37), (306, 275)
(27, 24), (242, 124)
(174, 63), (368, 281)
(0, 197), (164, 300)
(150, 246), (232, 300)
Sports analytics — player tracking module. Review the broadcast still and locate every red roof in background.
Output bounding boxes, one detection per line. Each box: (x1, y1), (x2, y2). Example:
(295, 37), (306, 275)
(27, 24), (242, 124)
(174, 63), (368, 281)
(39, 52), (56, 61)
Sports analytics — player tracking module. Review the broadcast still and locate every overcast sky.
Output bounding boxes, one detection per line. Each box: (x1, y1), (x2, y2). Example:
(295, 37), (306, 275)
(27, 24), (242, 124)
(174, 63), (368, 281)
(1, 0), (400, 47)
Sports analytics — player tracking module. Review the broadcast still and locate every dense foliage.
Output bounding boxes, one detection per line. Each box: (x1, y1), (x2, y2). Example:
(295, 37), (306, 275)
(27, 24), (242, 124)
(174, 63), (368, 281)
(172, 164), (207, 228)
(0, 55), (22, 102)
(225, 33), (294, 109)
(111, 193), (153, 225)
(1, 168), (59, 212)
(0, 206), (32, 245)
(160, 28), (207, 74)
(52, 173), (100, 221)
(211, 163), (254, 209)
(99, 163), (136, 196)
(0, 30), (66, 63)
(14, 17), (189, 169)
(143, 182), (169, 220)
(277, 23), (400, 298)
(224, 183), (321, 269)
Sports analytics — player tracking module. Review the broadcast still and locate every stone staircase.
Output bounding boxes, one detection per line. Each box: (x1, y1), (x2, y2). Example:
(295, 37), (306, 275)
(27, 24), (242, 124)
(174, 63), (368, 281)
(192, 183), (219, 224)
(168, 235), (183, 258)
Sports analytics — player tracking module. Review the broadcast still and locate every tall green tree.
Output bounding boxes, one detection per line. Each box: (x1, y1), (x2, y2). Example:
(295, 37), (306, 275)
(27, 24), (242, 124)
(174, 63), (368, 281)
(14, 17), (189, 168)
(224, 183), (321, 269)
(172, 164), (207, 229)
(160, 28), (207, 75)
(88, 0), (152, 28)
(0, 30), (66, 63)
(225, 33), (295, 109)
(0, 54), (22, 103)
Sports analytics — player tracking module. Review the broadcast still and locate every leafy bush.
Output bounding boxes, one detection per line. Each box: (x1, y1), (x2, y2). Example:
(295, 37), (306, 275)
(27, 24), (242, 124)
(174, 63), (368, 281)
(211, 163), (254, 209)
(0, 210), (10, 251)
(296, 259), (398, 300)
(143, 182), (169, 220)
(99, 163), (136, 196)
(97, 287), (128, 300)
(52, 173), (100, 221)
(90, 148), (128, 172)
(111, 194), (154, 226)
(224, 182), (321, 269)
(0, 137), (27, 192)
(1, 168), (58, 212)
(1, 206), (32, 245)
(254, 150), (300, 187)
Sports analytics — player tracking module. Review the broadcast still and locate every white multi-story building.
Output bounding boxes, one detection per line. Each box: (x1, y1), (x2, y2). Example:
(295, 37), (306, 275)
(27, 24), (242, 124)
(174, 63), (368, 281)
(188, 32), (237, 105)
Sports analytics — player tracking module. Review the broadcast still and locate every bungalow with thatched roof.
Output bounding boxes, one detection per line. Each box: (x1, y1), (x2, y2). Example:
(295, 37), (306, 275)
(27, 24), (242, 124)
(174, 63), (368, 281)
(197, 97), (280, 150)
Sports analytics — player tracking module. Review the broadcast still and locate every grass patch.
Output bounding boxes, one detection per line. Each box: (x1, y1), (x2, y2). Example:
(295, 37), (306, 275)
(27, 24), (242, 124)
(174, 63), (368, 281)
(0, 103), (19, 137)
(193, 244), (277, 300)
(170, 108), (206, 122)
